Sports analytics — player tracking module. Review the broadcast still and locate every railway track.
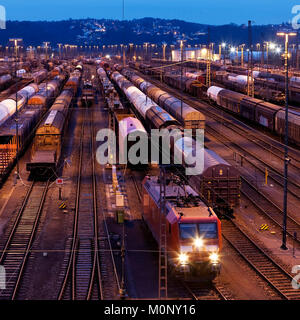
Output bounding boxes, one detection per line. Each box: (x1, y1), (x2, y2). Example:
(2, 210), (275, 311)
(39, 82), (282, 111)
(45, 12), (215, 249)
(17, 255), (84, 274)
(205, 122), (300, 200)
(181, 281), (230, 300)
(58, 96), (119, 299)
(0, 180), (49, 300)
(205, 125), (300, 203)
(131, 174), (142, 202)
(222, 219), (300, 300)
(58, 106), (102, 300)
(240, 176), (300, 244)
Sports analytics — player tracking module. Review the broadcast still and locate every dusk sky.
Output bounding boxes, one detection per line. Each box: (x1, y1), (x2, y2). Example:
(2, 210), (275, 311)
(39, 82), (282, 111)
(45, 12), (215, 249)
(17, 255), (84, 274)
(0, 0), (296, 25)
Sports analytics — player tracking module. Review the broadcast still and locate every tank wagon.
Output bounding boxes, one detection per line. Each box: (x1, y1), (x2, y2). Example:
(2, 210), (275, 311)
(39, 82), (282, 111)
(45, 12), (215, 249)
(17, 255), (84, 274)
(64, 71), (82, 95)
(117, 115), (148, 165)
(123, 69), (205, 132)
(0, 83), (39, 127)
(32, 69), (48, 84)
(28, 74), (67, 109)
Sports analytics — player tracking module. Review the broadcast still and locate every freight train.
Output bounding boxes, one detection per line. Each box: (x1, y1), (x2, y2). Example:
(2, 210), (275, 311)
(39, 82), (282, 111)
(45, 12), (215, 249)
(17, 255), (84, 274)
(121, 69), (205, 132)
(0, 74), (67, 184)
(207, 86), (300, 146)
(28, 74), (68, 108)
(26, 73), (81, 177)
(65, 70), (82, 94)
(130, 62), (300, 146)
(32, 69), (48, 84)
(111, 71), (240, 212)
(214, 73), (285, 104)
(129, 61), (208, 99)
(97, 67), (124, 111)
(133, 60), (300, 106)
(142, 175), (222, 279)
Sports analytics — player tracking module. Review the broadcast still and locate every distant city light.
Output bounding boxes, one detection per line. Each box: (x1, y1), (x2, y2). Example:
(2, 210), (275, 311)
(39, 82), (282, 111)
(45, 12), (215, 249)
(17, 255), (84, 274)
(201, 48), (207, 55)
(221, 42), (226, 48)
(230, 47), (236, 53)
(269, 42), (276, 50)
(275, 47), (281, 53)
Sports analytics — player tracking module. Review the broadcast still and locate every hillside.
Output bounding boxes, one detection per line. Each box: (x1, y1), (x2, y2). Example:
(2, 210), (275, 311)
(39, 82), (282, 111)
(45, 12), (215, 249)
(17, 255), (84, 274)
(0, 18), (290, 46)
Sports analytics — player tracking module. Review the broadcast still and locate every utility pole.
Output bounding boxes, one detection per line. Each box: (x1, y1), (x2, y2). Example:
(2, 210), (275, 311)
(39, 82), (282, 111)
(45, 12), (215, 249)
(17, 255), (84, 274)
(297, 31), (300, 70)
(261, 41), (264, 66)
(277, 31), (296, 250)
(180, 40), (184, 121)
(122, 0), (126, 67)
(241, 44), (245, 67)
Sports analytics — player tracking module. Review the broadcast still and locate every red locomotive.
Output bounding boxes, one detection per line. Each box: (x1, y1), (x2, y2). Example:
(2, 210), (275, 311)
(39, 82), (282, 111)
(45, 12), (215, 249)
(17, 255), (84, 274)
(142, 175), (222, 280)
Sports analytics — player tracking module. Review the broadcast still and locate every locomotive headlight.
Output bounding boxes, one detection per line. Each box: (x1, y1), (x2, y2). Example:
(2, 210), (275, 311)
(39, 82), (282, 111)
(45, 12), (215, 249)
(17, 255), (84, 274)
(194, 238), (203, 248)
(209, 252), (219, 264)
(178, 253), (188, 265)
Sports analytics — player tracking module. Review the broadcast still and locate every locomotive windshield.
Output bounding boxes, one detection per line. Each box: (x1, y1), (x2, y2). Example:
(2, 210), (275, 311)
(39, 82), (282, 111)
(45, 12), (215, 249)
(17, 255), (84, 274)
(179, 223), (217, 240)
(198, 223), (217, 239)
(179, 224), (197, 239)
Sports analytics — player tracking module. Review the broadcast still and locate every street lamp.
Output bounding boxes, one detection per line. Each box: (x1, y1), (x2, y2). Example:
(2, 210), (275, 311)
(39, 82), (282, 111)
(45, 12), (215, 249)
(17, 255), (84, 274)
(43, 41), (50, 60)
(178, 40), (186, 121)
(277, 31), (296, 250)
